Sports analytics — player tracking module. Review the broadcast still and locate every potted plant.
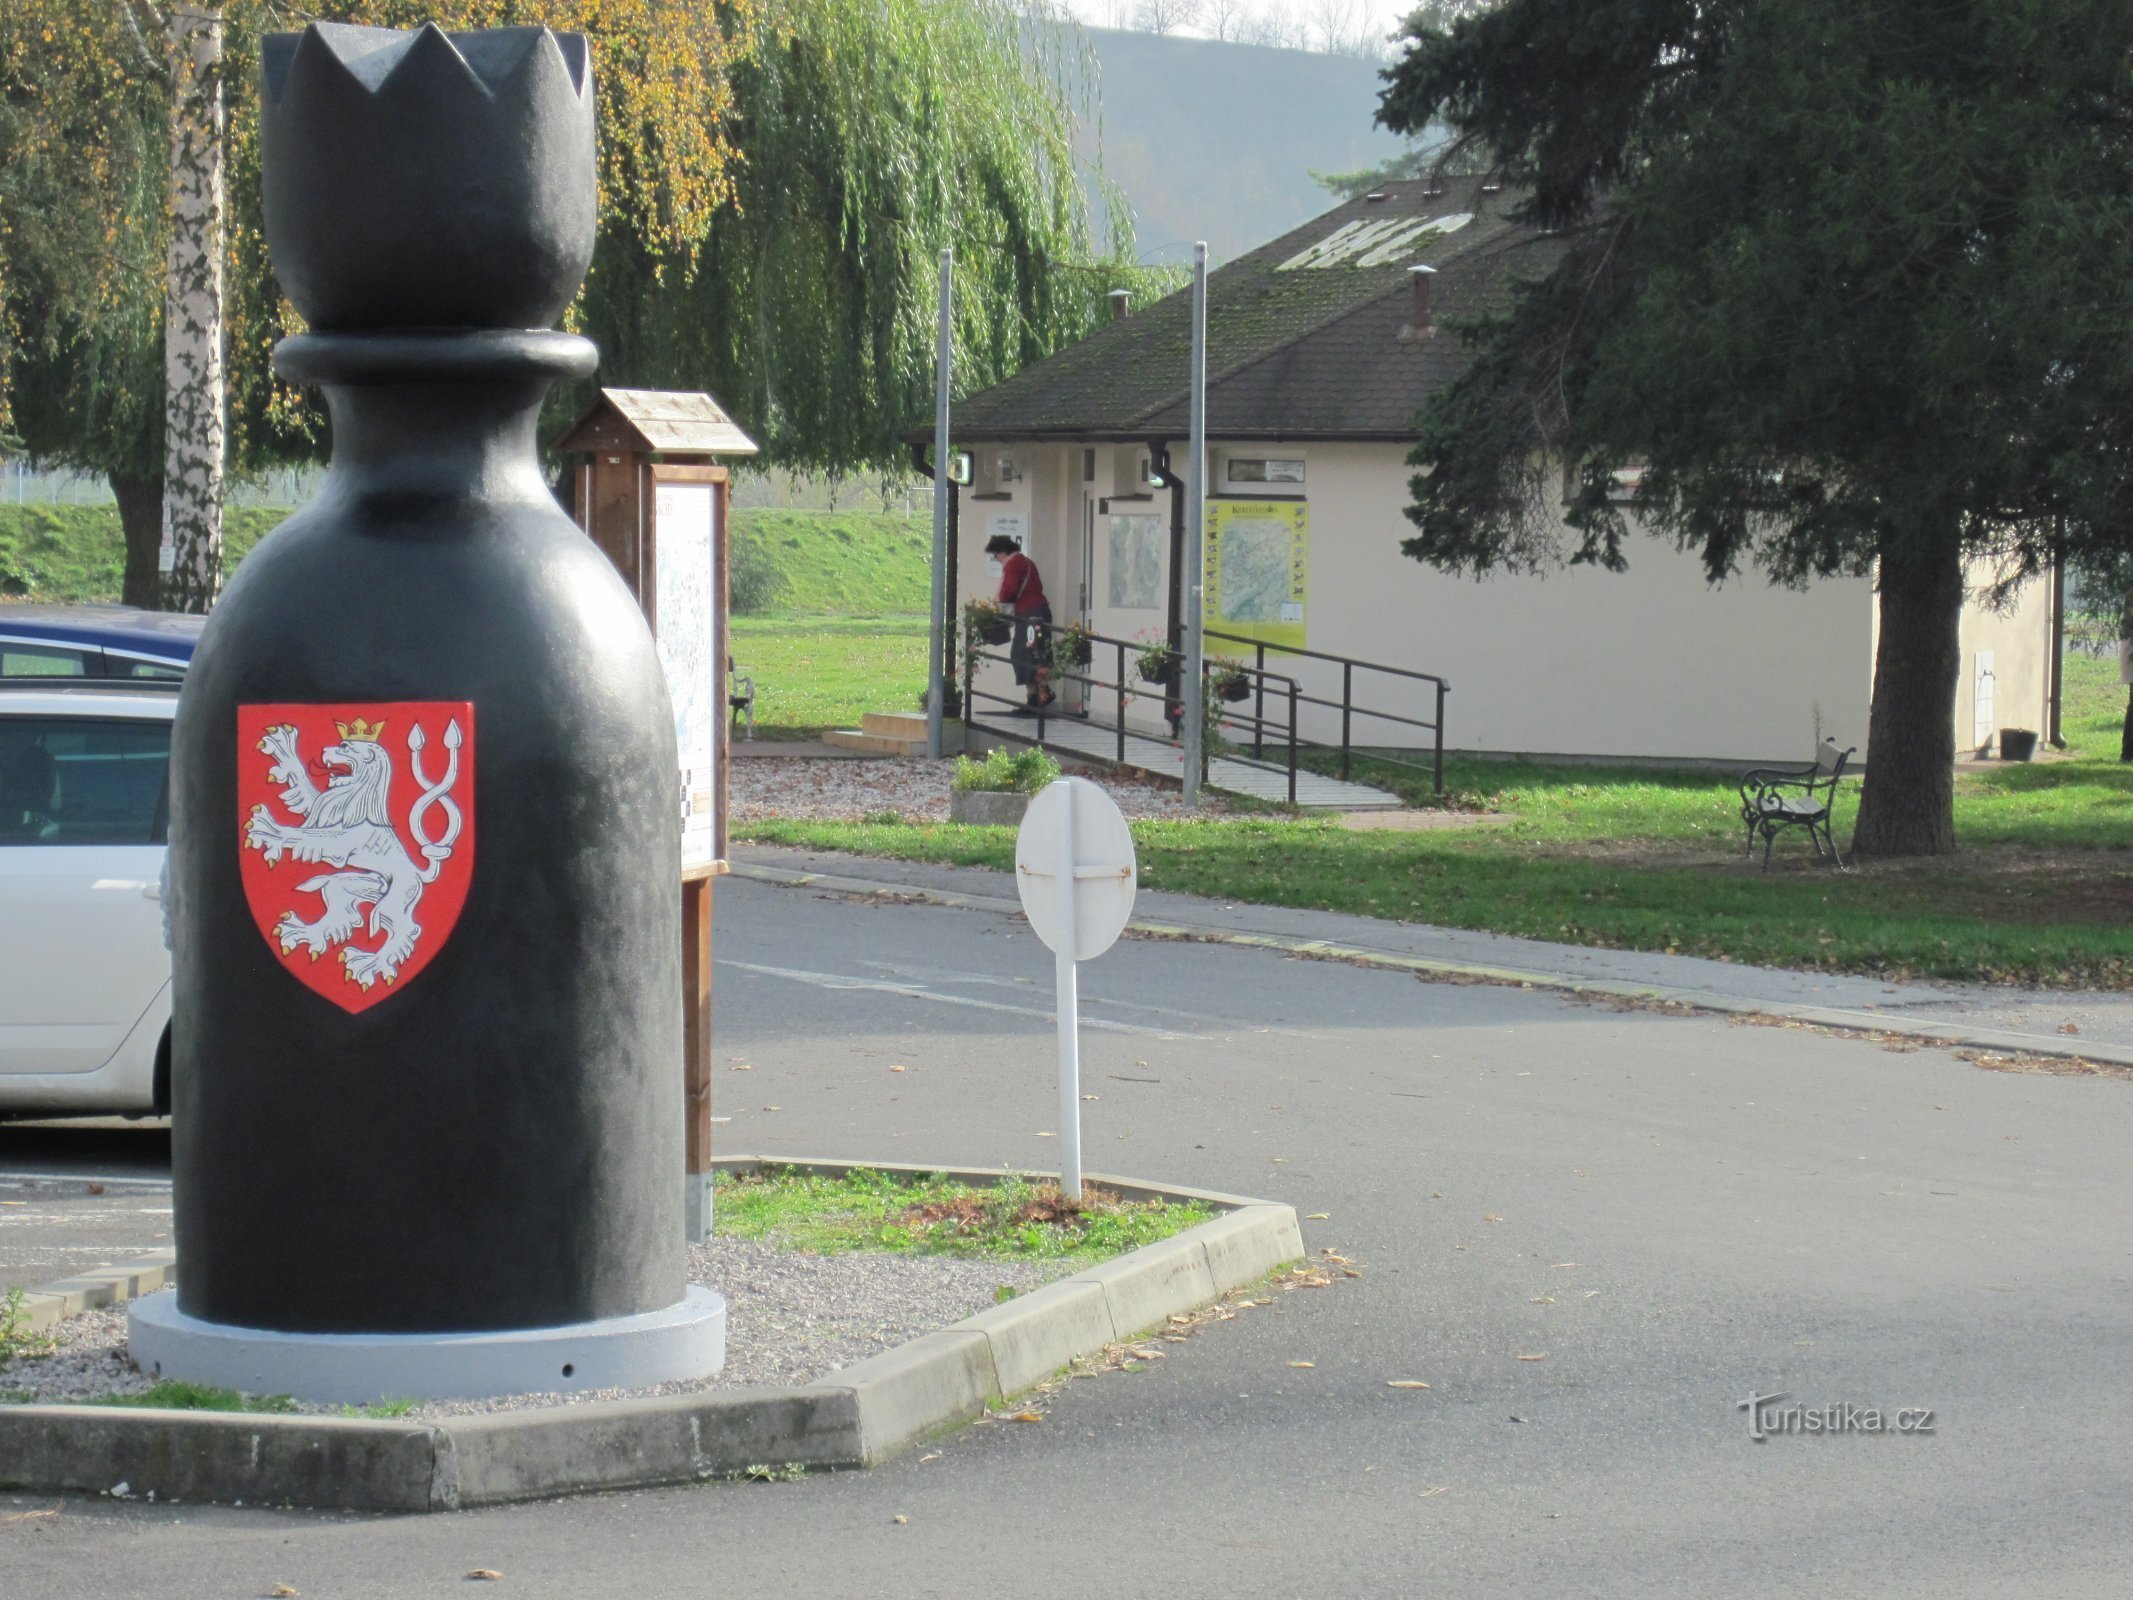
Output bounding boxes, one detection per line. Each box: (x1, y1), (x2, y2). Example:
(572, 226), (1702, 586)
(1211, 658), (1252, 702)
(949, 746), (1063, 825)
(1051, 620), (1094, 673)
(1134, 633), (1173, 684)
(964, 598), (1012, 650)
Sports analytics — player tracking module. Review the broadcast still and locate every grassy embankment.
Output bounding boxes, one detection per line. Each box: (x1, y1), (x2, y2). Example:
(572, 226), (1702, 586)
(0, 501), (935, 734)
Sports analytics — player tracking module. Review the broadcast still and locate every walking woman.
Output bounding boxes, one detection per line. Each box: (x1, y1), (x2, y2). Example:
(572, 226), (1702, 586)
(988, 535), (1054, 714)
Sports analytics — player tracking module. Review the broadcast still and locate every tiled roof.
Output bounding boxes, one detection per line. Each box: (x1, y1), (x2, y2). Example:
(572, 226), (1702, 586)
(941, 177), (1560, 443)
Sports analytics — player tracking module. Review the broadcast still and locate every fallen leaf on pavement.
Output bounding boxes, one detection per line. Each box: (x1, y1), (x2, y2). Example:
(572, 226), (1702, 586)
(1010, 1411), (1044, 1423)
(1286, 1361), (1315, 1369)
(87, 1183), (105, 1196)
(1418, 1486), (1448, 1499)
(1387, 1380), (1431, 1390)
(1517, 1353), (1548, 1362)
(889, 1065), (906, 1072)
(270, 1587), (300, 1598)
(0, 1507), (59, 1526)
(1531, 1296), (1555, 1305)
(762, 1105), (781, 1112)
(893, 1514), (909, 1525)
(466, 1571), (504, 1582)
(1306, 1212), (1330, 1220)
(1482, 1214), (1502, 1222)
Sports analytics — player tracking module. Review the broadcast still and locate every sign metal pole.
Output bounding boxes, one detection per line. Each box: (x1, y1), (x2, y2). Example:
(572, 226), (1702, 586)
(1016, 778), (1136, 1206)
(1053, 785), (1083, 1199)
(1182, 241), (1208, 805)
(927, 249), (953, 761)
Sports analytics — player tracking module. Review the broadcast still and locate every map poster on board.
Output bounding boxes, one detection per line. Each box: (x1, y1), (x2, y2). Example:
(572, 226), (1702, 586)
(1203, 498), (1308, 652)
(652, 478), (720, 871)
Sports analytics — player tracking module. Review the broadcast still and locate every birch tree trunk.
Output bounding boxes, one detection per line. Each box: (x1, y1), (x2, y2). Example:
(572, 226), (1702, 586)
(161, 1), (225, 614)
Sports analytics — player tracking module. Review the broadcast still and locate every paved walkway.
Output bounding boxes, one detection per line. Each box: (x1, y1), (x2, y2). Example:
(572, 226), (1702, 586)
(731, 842), (2133, 1065)
(974, 707), (1404, 809)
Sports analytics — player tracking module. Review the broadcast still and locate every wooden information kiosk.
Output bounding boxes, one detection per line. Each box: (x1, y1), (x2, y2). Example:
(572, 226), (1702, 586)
(561, 388), (758, 1241)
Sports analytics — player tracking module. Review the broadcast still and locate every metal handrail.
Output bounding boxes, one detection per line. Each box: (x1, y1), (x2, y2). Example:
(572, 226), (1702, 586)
(1204, 627), (1448, 794)
(961, 626), (1305, 806)
(962, 622), (1449, 805)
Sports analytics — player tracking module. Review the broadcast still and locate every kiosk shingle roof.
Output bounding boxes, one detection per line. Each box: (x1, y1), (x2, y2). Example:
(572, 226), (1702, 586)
(941, 177), (1561, 444)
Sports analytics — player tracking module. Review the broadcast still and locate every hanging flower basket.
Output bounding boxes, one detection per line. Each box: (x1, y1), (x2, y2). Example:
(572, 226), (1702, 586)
(964, 600), (1012, 648)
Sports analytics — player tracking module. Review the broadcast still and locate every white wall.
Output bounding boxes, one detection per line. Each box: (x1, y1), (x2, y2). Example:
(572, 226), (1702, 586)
(962, 438), (1877, 763)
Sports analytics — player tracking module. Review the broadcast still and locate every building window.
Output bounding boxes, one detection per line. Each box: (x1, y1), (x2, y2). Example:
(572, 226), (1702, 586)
(1221, 456), (1306, 494)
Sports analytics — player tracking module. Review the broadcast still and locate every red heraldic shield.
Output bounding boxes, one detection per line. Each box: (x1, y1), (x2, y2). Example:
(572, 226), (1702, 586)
(236, 702), (476, 1013)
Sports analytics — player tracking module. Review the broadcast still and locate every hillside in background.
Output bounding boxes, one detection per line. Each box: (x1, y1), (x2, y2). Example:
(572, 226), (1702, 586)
(1077, 27), (1407, 266)
(0, 504), (931, 616)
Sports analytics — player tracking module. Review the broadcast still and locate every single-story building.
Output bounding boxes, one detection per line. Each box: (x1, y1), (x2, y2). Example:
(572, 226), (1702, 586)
(923, 176), (2056, 768)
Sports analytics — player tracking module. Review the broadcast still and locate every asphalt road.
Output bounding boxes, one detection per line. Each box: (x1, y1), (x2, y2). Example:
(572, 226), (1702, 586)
(0, 1121), (171, 1296)
(5, 876), (2131, 1597)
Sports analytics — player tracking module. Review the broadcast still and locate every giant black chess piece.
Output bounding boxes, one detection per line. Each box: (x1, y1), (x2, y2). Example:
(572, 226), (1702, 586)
(138, 23), (721, 1401)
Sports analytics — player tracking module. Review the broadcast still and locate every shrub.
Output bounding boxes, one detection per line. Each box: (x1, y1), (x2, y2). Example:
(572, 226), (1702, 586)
(951, 746), (1061, 795)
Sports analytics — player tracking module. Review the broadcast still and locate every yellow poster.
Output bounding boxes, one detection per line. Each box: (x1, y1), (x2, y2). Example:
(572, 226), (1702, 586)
(1203, 499), (1308, 652)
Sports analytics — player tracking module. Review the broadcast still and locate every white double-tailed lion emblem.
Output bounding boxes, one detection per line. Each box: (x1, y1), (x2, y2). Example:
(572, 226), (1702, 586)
(243, 716), (464, 990)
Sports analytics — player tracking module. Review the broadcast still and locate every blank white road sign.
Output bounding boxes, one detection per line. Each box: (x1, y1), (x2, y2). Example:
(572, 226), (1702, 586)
(1015, 777), (1137, 959)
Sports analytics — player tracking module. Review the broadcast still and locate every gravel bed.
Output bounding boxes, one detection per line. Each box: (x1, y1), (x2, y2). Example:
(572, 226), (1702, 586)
(0, 1243), (1070, 1418)
(731, 754), (1224, 824)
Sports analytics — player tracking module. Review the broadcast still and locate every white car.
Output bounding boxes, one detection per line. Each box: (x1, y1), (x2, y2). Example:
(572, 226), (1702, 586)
(0, 679), (177, 1117)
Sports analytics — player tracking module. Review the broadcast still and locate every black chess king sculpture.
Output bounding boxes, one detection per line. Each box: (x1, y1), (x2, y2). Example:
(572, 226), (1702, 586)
(131, 22), (725, 1403)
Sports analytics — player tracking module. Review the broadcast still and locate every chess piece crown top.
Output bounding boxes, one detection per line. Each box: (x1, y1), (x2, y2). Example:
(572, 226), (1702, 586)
(261, 22), (596, 334)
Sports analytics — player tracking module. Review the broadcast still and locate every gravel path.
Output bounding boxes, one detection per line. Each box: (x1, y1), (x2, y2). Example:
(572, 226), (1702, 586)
(731, 753), (1224, 824)
(0, 1243), (1070, 1419)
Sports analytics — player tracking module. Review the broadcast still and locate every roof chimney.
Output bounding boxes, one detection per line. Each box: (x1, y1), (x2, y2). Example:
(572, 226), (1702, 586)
(1408, 264), (1437, 339)
(1109, 289), (1131, 322)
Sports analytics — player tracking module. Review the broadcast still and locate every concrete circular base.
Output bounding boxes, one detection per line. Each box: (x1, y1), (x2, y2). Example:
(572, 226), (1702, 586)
(127, 1287), (726, 1406)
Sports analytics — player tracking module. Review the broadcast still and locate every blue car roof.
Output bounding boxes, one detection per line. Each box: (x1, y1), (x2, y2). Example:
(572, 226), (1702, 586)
(0, 605), (205, 661)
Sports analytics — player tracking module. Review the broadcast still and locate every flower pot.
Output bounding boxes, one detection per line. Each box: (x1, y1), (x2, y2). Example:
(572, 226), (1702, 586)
(1137, 658), (1169, 684)
(976, 618), (1012, 646)
(950, 788), (1032, 825)
(1999, 728), (2038, 762)
(1061, 638), (1093, 666)
(1217, 677), (1252, 703)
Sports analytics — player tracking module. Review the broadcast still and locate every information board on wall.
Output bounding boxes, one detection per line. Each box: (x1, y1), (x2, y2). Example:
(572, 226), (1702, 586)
(653, 479), (720, 871)
(1204, 498), (1309, 652)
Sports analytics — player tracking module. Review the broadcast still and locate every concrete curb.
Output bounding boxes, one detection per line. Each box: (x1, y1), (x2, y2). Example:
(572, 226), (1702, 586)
(729, 860), (2133, 1073)
(0, 1160), (1301, 1511)
(17, 1248), (177, 1337)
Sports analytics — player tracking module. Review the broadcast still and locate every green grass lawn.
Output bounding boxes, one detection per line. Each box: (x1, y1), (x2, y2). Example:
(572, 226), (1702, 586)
(739, 654), (2133, 987)
(729, 613), (928, 736)
(714, 1165), (1211, 1265)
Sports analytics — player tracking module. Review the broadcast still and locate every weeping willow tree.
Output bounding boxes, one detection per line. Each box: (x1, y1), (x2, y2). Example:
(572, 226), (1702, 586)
(1, 0), (758, 604)
(4, 0), (1143, 602)
(579, 0), (1162, 474)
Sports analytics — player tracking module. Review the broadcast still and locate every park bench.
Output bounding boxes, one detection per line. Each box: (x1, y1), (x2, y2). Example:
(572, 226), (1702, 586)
(1739, 740), (1854, 870)
(729, 658), (755, 741)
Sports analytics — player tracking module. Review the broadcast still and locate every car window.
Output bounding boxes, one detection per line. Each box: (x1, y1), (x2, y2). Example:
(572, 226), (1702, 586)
(0, 643), (91, 677)
(0, 717), (170, 845)
(103, 654), (188, 681)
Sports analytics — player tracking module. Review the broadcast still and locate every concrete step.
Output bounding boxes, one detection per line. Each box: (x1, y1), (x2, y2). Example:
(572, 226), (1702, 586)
(862, 711), (929, 740)
(822, 728), (927, 757)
